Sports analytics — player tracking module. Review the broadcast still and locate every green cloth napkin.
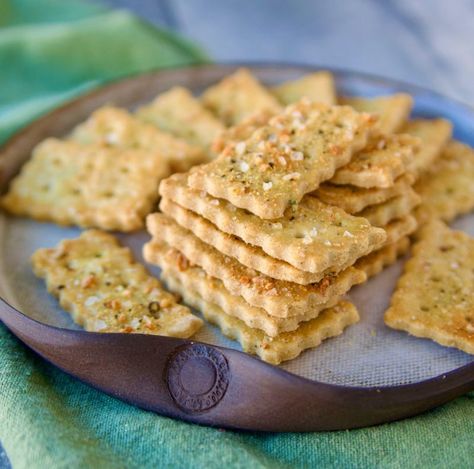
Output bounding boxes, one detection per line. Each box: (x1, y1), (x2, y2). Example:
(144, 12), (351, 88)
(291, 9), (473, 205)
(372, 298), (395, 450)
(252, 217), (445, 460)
(0, 1), (472, 468)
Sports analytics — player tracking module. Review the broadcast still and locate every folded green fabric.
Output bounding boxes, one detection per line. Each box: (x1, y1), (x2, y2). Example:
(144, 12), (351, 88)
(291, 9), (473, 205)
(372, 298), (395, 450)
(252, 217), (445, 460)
(0, 1), (473, 468)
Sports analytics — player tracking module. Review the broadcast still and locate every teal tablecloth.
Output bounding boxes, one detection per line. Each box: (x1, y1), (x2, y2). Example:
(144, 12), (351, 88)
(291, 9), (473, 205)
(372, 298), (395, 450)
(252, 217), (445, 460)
(0, 1), (472, 467)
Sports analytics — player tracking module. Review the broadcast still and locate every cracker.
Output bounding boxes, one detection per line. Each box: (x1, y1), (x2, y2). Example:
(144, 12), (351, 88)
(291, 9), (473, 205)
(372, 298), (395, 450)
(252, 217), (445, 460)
(71, 106), (208, 173)
(272, 71), (336, 105)
(355, 236), (411, 278)
(314, 173), (415, 213)
(31, 230), (202, 337)
(402, 118), (452, 176)
(151, 240), (343, 337)
(330, 133), (420, 188)
(145, 213), (366, 317)
(201, 68), (282, 125)
(385, 220), (474, 355)
(357, 187), (421, 227)
(136, 86), (225, 148)
(188, 100), (376, 219)
(160, 173), (386, 274)
(1, 139), (168, 231)
(341, 93), (413, 133)
(159, 197), (326, 285)
(163, 272), (359, 364)
(414, 140), (474, 224)
(383, 215), (418, 246)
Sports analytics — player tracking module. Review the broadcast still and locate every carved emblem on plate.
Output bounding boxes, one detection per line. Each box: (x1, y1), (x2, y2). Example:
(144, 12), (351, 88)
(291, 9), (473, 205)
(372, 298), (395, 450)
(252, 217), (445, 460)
(166, 344), (230, 413)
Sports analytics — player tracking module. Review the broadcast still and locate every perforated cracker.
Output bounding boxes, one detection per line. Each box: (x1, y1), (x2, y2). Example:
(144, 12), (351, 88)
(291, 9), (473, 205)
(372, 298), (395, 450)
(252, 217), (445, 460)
(414, 140), (474, 224)
(355, 236), (410, 278)
(163, 271), (359, 364)
(385, 220), (474, 355)
(188, 100), (376, 219)
(71, 106), (208, 173)
(330, 133), (420, 188)
(1, 139), (168, 231)
(357, 188), (421, 227)
(272, 71), (336, 105)
(145, 213), (366, 317)
(341, 93), (413, 133)
(160, 173), (386, 274)
(159, 197), (326, 285)
(314, 173), (415, 213)
(201, 68), (282, 125)
(402, 118), (452, 176)
(136, 86), (225, 148)
(31, 230), (202, 337)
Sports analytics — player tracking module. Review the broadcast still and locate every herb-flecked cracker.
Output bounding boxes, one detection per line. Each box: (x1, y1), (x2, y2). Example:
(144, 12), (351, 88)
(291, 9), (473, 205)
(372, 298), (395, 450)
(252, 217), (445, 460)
(136, 86), (225, 148)
(188, 100), (376, 219)
(163, 271), (359, 364)
(385, 220), (474, 355)
(330, 133), (420, 188)
(272, 71), (336, 105)
(159, 197), (327, 285)
(145, 213), (366, 317)
(341, 93), (413, 133)
(201, 68), (281, 125)
(1, 139), (169, 231)
(160, 173), (386, 274)
(414, 141), (474, 224)
(383, 215), (418, 246)
(31, 230), (203, 337)
(71, 106), (208, 173)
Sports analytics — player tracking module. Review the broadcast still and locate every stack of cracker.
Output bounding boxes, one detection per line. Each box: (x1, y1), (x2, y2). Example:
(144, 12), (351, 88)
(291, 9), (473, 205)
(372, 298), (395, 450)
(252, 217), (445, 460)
(144, 84), (389, 364)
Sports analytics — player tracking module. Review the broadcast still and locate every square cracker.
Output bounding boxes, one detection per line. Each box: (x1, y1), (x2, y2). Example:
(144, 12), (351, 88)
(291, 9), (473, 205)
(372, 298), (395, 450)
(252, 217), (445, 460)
(136, 86), (225, 148)
(402, 118), (452, 176)
(150, 239), (342, 337)
(160, 173), (386, 274)
(201, 68), (282, 125)
(355, 236), (410, 279)
(357, 187), (421, 227)
(385, 220), (474, 355)
(414, 140), (474, 224)
(188, 100), (376, 219)
(159, 197), (327, 285)
(163, 271), (359, 364)
(330, 133), (420, 188)
(1, 139), (169, 231)
(31, 230), (202, 337)
(272, 71), (336, 106)
(313, 173), (415, 214)
(340, 93), (413, 133)
(145, 213), (366, 317)
(71, 106), (208, 173)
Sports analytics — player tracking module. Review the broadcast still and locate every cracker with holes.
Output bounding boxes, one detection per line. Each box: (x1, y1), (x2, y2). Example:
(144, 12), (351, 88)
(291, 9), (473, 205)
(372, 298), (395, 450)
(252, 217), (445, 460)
(31, 230), (202, 337)
(149, 239), (342, 337)
(340, 93), (413, 133)
(357, 188), (420, 227)
(1, 139), (168, 231)
(160, 173), (386, 275)
(163, 271), (359, 365)
(330, 133), (420, 188)
(314, 173), (415, 213)
(136, 86), (225, 148)
(145, 213), (366, 317)
(188, 100), (376, 219)
(415, 140), (474, 224)
(402, 118), (452, 176)
(201, 68), (281, 125)
(159, 197), (325, 285)
(272, 71), (336, 105)
(71, 106), (208, 173)
(385, 220), (474, 355)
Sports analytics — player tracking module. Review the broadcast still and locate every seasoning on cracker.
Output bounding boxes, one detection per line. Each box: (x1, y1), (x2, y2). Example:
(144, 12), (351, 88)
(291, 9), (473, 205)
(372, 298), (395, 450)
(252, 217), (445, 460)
(385, 220), (474, 355)
(31, 230), (202, 337)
